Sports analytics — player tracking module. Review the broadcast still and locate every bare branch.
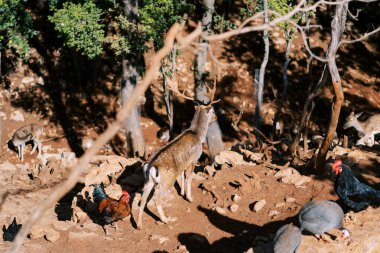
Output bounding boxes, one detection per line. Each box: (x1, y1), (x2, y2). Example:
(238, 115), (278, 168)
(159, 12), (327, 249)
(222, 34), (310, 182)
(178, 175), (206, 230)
(340, 26), (380, 45)
(6, 23), (202, 253)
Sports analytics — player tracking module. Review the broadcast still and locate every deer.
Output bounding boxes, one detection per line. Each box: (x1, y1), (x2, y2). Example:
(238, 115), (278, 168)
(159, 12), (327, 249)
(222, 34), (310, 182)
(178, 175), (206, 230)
(343, 111), (380, 147)
(11, 123), (43, 161)
(136, 81), (218, 229)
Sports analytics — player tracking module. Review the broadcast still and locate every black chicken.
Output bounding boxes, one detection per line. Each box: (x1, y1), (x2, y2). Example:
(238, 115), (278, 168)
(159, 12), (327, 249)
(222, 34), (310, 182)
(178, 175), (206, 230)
(333, 160), (380, 212)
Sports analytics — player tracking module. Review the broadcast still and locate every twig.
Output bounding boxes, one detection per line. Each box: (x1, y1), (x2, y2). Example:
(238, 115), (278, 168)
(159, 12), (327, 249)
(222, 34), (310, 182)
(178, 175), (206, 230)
(340, 26), (380, 45)
(7, 23), (201, 253)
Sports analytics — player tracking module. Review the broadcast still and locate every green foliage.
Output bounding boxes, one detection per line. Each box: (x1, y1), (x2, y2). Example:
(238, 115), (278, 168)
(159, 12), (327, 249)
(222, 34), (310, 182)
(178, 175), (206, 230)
(213, 14), (237, 32)
(0, 0), (36, 59)
(241, 0), (302, 40)
(48, 1), (105, 59)
(139, 0), (189, 49)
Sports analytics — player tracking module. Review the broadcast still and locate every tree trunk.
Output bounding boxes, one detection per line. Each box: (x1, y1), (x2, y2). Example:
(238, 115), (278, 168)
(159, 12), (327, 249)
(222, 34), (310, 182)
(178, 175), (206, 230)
(316, 3), (348, 173)
(255, 0), (269, 130)
(121, 0), (145, 157)
(194, 0), (224, 158)
(273, 35), (291, 138)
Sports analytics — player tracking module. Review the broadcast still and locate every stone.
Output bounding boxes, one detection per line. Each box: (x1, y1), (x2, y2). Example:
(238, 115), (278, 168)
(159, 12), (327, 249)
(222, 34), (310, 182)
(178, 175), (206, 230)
(22, 76), (34, 84)
(213, 206), (227, 215)
(29, 226), (45, 239)
(229, 204), (239, 213)
(10, 110), (25, 122)
(149, 234), (170, 244)
(44, 228), (60, 242)
(204, 165), (216, 176)
(52, 220), (72, 231)
(268, 210), (279, 217)
(286, 197), (296, 203)
(68, 231), (98, 241)
(253, 199), (266, 212)
(215, 151), (250, 166)
(231, 194), (241, 202)
(275, 203), (286, 208)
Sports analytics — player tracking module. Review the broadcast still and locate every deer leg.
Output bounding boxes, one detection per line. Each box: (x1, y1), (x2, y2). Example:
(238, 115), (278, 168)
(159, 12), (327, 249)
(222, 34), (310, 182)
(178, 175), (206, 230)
(30, 140), (37, 154)
(137, 178), (155, 229)
(36, 139), (42, 158)
(180, 171), (185, 196)
(19, 144), (25, 162)
(185, 163), (195, 203)
(155, 184), (169, 224)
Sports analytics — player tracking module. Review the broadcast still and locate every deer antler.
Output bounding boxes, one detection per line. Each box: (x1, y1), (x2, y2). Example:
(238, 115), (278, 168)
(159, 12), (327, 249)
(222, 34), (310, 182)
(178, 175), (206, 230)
(167, 78), (194, 101)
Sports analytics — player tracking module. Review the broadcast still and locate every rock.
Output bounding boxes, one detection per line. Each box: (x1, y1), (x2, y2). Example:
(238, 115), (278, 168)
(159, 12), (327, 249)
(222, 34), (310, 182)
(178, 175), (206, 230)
(82, 137), (94, 150)
(175, 245), (189, 253)
(149, 234), (170, 244)
(204, 165), (216, 176)
(286, 197), (296, 203)
(275, 203), (286, 208)
(0, 111), (6, 119)
(36, 76), (44, 85)
(213, 206), (227, 215)
(29, 226), (45, 239)
(274, 168), (311, 186)
(52, 221), (72, 231)
(44, 228), (60, 242)
(231, 194), (241, 202)
(22, 76), (34, 84)
(269, 210), (279, 217)
(10, 110), (25, 122)
(229, 204), (239, 213)
(253, 199), (266, 212)
(68, 231), (98, 241)
(215, 151), (251, 166)
(104, 183), (122, 200)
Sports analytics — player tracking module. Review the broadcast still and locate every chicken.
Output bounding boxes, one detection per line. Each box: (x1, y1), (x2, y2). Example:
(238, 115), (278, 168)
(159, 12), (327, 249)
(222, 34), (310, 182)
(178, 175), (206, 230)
(299, 200), (349, 241)
(2, 217), (22, 242)
(92, 184), (131, 235)
(333, 160), (380, 212)
(273, 223), (301, 253)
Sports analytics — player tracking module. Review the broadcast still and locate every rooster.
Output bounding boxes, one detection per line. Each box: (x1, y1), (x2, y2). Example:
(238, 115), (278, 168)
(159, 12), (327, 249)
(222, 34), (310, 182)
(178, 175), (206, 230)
(92, 184), (131, 235)
(333, 160), (380, 212)
(2, 217), (22, 242)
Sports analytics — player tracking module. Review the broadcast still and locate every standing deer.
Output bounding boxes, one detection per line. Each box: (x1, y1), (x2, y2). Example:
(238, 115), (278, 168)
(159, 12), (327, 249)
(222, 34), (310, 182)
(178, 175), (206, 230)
(343, 112), (380, 147)
(136, 84), (218, 229)
(11, 123), (43, 161)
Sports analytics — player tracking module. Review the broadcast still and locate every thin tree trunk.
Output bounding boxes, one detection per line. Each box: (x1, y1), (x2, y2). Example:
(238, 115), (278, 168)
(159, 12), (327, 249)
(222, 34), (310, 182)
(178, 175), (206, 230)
(316, 3), (348, 173)
(121, 0), (145, 157)
(273, 35), (292, 138)
(289, 66), (328, 155)
(255, 0), (269, 130)
(195, 0), (224, 158)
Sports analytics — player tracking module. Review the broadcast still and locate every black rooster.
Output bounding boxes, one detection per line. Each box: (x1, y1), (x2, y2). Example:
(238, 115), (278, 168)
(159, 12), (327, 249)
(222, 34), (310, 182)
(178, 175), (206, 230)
(333, 160), (380, 212)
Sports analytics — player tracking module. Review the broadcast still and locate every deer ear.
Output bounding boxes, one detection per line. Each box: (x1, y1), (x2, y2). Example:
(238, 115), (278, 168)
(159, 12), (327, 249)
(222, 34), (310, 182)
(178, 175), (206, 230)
(350, 111), (355, 116)
(355, 111), (363, 118)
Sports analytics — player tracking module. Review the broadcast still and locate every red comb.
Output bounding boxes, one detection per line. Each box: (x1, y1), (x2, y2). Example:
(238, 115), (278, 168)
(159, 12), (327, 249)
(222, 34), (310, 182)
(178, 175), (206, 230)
(122, 191), (129, 196)
(333, 160), (343, 175)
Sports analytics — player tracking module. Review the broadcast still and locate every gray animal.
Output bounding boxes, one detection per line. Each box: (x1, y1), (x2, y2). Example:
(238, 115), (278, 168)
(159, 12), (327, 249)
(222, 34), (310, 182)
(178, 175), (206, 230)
(343, 111), (380, 147)
(273, 223), (301, 253)
(298, 200), (349, 241)
(11, 123), (43, 161)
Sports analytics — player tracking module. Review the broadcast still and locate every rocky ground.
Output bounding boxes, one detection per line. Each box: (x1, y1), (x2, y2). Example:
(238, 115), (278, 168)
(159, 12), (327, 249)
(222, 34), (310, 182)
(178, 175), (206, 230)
(1, 23), (380, 253)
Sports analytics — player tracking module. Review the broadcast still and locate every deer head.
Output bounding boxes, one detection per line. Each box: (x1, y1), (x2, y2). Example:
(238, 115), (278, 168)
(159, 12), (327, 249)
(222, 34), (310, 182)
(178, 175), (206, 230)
(343, 111), (363, 129)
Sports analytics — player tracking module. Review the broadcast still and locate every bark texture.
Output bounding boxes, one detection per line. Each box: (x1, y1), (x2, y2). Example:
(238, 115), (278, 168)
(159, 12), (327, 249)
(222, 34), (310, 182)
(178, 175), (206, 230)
(121, 0), (145, 157)
(194, 0), (224, 158)
(316, 3), (348, 173)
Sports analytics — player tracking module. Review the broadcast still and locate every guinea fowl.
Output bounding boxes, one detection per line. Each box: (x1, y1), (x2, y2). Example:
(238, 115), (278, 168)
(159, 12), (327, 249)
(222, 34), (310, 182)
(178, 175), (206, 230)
(273, 223), (301, 253)
(333, 160), (380, 212)
(298, 200), (349, 241)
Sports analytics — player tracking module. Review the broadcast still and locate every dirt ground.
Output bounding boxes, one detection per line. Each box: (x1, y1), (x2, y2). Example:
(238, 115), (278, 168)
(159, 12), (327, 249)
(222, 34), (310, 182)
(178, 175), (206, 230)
(1, 20), (380, 253)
